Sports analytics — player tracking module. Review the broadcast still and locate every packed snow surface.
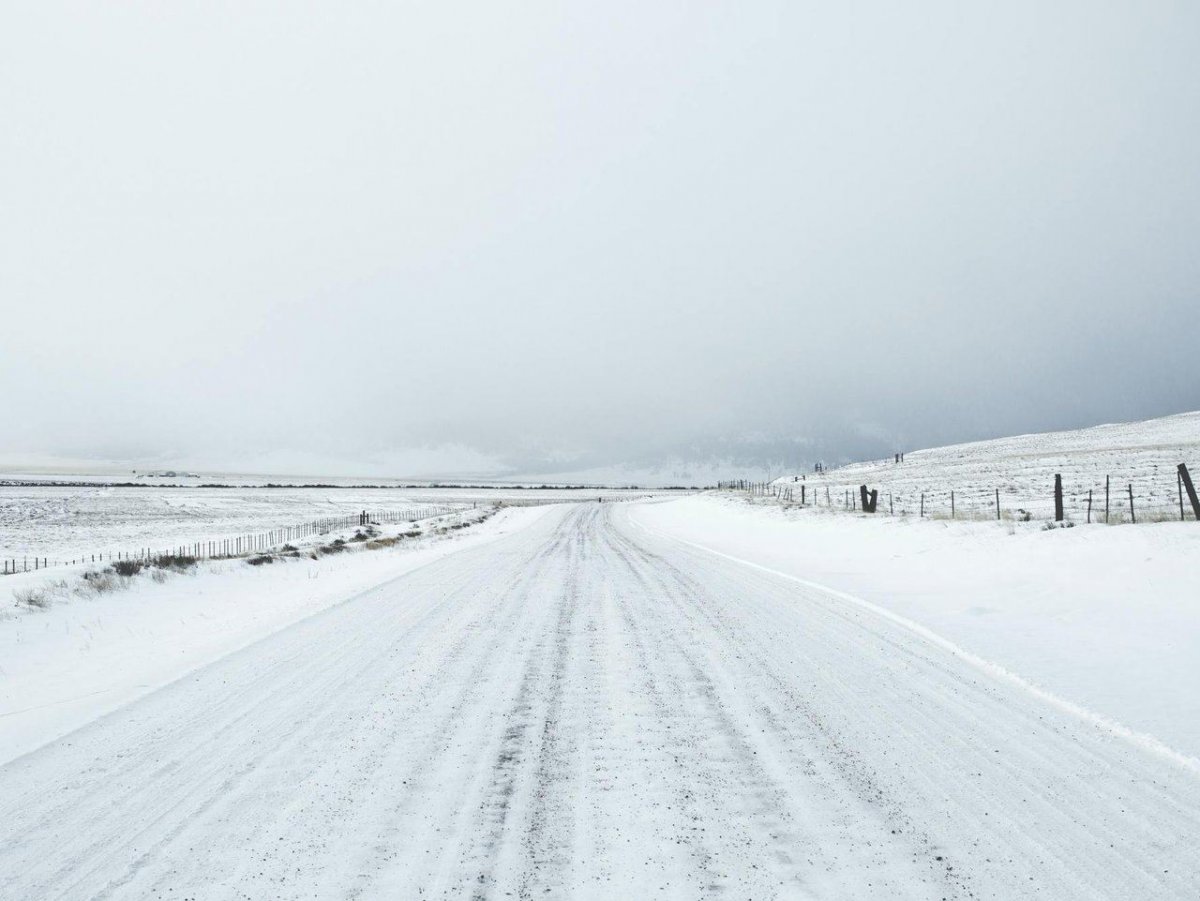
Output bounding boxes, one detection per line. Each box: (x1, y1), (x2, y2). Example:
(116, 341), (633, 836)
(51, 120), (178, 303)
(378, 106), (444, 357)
(633, 494), (1200, 759)
(2, 502), (1197, 898)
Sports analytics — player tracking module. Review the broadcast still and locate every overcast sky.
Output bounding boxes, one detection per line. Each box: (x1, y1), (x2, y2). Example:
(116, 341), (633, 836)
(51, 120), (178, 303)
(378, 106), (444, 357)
(2, 2), (1198, 480)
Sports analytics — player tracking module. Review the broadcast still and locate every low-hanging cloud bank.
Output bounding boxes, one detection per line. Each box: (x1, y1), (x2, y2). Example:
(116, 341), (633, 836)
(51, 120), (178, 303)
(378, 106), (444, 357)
(2, 1), (1197, 481)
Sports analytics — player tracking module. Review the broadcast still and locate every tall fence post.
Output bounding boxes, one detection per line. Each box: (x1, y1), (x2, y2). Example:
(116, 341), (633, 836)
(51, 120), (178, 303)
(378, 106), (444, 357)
(1054, 474), (1064, 522)
(1128, 484), (1135, 524)
(1105, 476), (1110, 523)
(995, 488), (1000, 521)
(1180, 464), (1200, 521)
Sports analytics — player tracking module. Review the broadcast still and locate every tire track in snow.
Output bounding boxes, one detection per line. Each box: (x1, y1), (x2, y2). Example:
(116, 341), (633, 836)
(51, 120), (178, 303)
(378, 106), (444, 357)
(1, 513), (572, 899)
(515, 523), (585, 898)
(604, 522), (967, 897)
(615, 505), (1200, 897)
(603, 520), (928, 898)
(218, 522), (574, 899)
(444, 514), (585, 899)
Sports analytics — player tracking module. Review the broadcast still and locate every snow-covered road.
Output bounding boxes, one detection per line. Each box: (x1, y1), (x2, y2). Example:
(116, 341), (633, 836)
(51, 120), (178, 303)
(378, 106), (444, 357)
(2, 503), (1197, 899)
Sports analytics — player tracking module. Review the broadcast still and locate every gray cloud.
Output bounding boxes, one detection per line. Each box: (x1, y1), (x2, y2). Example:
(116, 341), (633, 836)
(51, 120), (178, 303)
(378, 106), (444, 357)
(2, 1), (1197, 480)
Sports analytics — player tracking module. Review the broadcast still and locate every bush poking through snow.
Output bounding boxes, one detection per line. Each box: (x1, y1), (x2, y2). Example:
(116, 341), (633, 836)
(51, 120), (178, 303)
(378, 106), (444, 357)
(244, 547), (302, 566)
(13, 587), (49, 608)
(110, 555), (197, 576)
(81, 571), (121, 594)
(152, 555), (196, 571)
(315, 539), (349, 556)
(365, 536), (401, 550)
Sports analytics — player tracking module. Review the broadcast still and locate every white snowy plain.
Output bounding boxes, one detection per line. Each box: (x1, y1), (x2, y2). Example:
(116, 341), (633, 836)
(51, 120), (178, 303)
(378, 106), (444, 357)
(0, 481), (651, 561)
(0, 498), (1197, 898)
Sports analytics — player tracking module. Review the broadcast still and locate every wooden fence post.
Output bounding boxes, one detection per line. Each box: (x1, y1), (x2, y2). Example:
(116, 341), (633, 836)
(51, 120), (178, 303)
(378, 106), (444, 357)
(1128, 484), (1135, 524)
(1054, 474), (1064, 522)
(1105, 476), (1110, 523)
(995, 488), (1000, 520)
(1087, 489), (1093, 524)
(950, 490), (955, 519)
(1180, 464), (1200, 521)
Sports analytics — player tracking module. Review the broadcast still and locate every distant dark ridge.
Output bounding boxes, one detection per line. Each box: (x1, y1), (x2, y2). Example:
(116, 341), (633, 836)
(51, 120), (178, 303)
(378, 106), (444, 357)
(0, 479), (702, 491)
(0, 480), (160, 488)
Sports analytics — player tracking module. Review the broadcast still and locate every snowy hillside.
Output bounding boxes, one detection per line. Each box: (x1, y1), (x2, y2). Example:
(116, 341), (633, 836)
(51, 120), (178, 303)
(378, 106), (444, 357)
(776, 411), (1200, 522)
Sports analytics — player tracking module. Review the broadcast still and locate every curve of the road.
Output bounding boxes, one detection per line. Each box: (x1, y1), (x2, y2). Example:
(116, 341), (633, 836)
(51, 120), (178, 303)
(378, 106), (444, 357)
(1, 502), (1197, 899)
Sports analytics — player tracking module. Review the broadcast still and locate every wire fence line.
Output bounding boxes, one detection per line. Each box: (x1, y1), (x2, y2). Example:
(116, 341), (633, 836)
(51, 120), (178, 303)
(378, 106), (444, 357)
(0, 495), (635, 577)
(2, 505), (466, 577)
(719, 461), (1200, 525)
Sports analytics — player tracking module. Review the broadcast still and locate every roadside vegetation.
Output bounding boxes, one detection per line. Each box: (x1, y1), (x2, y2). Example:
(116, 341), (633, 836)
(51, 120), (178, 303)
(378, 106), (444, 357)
(10, 508), (496, 611)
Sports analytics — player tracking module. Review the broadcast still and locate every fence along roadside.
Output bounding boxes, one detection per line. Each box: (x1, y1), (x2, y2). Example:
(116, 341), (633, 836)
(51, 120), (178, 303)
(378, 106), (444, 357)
(720, 461), (1200, 525)
(2, 506), (462, 577)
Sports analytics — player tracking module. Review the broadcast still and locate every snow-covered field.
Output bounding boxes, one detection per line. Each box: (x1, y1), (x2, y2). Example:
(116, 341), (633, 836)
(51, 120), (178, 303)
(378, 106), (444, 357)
(2, 418), (1199, 897)
(0, 481), (663, 563)
(0, 485), (457, 562)
(775, 410), (1200, 522)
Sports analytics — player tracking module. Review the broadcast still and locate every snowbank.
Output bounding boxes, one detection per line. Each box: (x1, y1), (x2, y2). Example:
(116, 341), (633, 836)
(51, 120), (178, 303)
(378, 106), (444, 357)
(630, 494), (1200, 759)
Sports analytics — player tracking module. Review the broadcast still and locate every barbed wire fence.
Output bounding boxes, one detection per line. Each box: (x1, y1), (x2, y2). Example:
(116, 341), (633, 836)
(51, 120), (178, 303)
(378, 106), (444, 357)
(719, 462), (1200, 525)
(2, 505), (465, 576)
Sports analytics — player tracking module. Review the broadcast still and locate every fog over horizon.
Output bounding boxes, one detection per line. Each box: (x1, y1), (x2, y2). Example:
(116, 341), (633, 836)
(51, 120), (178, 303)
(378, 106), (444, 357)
(3, 2), (1198, 482)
